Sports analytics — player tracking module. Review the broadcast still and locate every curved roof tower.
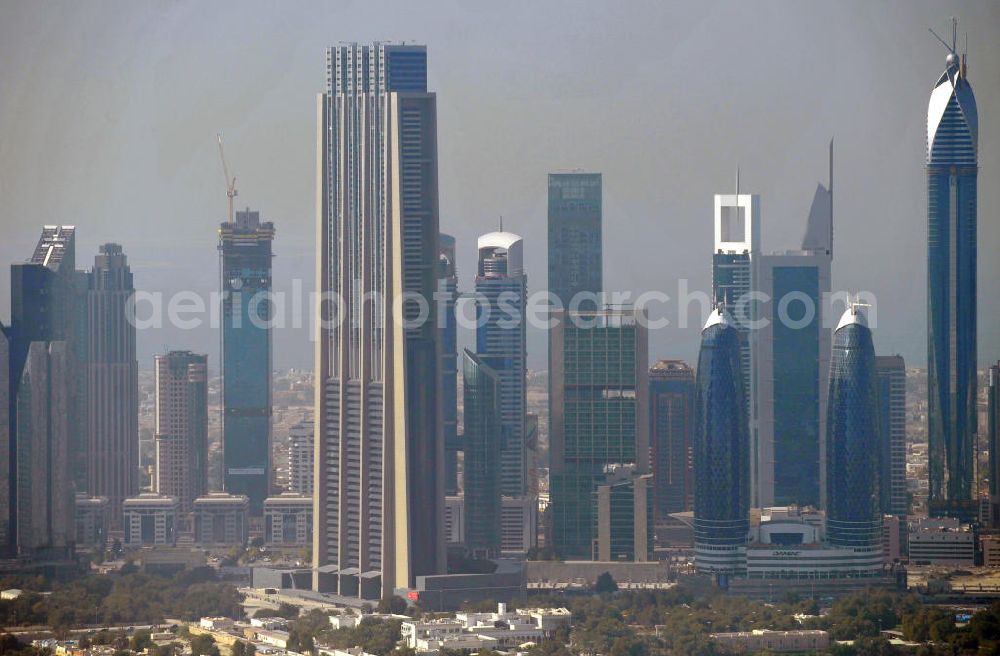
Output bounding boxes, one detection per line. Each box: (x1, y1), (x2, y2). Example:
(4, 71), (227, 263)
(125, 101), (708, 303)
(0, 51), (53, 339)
(693, 308), (749, 575)
(826, 305), (882, 548)
(926, 21), (979, 514)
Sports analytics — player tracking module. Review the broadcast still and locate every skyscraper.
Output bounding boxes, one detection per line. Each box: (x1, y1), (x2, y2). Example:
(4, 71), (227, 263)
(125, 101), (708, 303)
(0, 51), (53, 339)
(875, 355), (907, 517)
(988, 362), (1000, 528)
(755, 153), (833, 509)
(826, 305), (882, 550)
(16, 341), (74, 557)
(475, 230), (532, 553)
(314, 43), (443, 598)
(462, 349), (502, 558)
(926, 25), (978, 515)
(154, 351), (208, 518)
(5, 226), (82, 557)
(220, 209), (274, 514)
(475, 232), (527, 497)
(547, 173), (602, 310)
(712, 191), (759, 424)
(550, 307), (649, 560)
(693, 309), (749, 575)
(439, 234), (460, 496)
(86, 243), (138, 530)
(288, 417), (314, 496)
(648, 359), (695, 517)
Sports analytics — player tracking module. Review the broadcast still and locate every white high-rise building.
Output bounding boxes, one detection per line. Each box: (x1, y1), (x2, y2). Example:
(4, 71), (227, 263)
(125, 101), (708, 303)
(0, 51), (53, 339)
(712, 192), (760, 504)
(314, 43), (444, 599)
(288, 418), (314, 496)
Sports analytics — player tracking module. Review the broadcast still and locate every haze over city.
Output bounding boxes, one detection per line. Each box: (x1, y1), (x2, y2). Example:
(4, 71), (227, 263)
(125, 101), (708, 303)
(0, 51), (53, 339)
(1, 0), (998, 370)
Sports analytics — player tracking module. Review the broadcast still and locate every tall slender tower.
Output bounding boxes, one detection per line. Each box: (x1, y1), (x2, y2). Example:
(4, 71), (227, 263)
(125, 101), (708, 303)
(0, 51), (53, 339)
(5, 226), (81, 558)
(875, 355), (907, 517)
(154, 351), (208, 518)
(547, 173), (603, 310)
(926, 21), (978, 517)
(314, 43), (443, 598)
(712, 192), (759, 504)
(86, 243), (139, 530)
(474, 231), (532, 553)
(220, 209), (275, 514)
(438, 234), (460, 496)
(988, 362), (1000, 528)
(648, 359), (695, 516)
(826, 305), (882, 550)
(693, 308), (749, 576)
(462, 349), (502, 558)
(755, 150), (833, 509)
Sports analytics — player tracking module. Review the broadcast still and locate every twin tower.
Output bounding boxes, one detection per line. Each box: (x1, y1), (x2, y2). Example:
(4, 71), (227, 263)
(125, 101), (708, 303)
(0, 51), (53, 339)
(693, 303), (882, 575)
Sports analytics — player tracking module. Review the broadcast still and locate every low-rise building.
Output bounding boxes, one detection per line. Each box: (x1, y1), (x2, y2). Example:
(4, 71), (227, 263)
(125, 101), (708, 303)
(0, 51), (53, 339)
(908, 518), (975, 566)
(264, 493), (312, 547)
(982, 535), (1000, 568)
(123, 493), (178, 546)
(75, 494), (109, 548)
(200, 617), (235, 631)
(193, 492), (250, 547)
(710, 629), (830, 653)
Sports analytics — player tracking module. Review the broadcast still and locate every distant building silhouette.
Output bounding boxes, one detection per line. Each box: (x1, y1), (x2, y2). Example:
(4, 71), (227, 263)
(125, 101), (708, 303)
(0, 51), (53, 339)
(85, 243), (138, 531)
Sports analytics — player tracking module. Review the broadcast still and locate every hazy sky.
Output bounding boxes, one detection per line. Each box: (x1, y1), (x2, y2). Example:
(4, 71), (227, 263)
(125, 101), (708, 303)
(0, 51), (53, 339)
(1, 0), (998, 371)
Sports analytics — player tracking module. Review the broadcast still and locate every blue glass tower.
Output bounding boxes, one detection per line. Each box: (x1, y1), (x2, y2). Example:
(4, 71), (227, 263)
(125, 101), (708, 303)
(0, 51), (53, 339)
(926, 30), (978, 516)
(462, 349), (502, 558)
(220, 209), (274, 515)
(475, 232), (527, 498)
(826, 306), (881, 548)
(693, 308), (749, 575)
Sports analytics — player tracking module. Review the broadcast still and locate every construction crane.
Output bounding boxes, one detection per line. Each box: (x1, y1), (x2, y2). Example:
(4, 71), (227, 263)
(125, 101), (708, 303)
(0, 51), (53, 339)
(216, 133), (238, 223)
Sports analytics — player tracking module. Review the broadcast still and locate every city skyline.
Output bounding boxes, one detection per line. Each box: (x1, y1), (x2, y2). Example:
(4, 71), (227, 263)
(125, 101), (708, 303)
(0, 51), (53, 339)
(1, 2), (997, 372)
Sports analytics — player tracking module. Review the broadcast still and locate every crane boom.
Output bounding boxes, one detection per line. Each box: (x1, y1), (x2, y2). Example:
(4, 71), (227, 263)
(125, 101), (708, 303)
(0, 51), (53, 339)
(216, 133), (238, 223)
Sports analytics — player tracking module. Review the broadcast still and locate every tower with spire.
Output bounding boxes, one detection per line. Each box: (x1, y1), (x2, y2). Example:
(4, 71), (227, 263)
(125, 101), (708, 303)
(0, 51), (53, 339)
(925, 18), (979, 518)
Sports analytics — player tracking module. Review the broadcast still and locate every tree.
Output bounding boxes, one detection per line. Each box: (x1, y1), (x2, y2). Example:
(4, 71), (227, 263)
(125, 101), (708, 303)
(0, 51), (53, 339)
(130, 630), (154, 652)
(232, 641), (256, 656)
(190, 634), (219, 656)
(377, 596), (408, 615)
(594, 572), (618, 595)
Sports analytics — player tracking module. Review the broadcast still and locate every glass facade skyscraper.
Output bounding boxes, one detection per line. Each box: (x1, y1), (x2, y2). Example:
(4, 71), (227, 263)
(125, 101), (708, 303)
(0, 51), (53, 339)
(693, 309), (749, 575)
(648, 359), (695, 517)
(547, 173), (602, 310)
(926, 41), (978, 514)
(220, 209), (274, 514)
(314, 43), (443, 598)
(550, 307), (648, 560)
(826, 306), (881, 549)
(875, 355), (907, 517)
(462, 349), (502, 558)
(475, 232), (527, 497)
